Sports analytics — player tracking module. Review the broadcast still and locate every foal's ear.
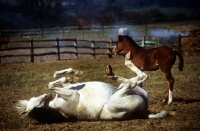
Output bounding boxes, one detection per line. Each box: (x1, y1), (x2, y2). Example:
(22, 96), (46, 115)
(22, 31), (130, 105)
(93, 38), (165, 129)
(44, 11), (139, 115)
(118, 35), (124, 42)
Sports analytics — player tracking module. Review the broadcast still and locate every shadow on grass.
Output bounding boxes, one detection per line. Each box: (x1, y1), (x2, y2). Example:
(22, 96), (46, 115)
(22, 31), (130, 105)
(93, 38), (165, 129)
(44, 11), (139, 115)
(173, 97), (200, 104)
(27, 108), (151, 124)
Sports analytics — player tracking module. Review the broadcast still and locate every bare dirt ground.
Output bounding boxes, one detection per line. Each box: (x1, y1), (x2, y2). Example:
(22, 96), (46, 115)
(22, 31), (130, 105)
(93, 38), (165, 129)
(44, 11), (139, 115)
(0, 54), (200, 131)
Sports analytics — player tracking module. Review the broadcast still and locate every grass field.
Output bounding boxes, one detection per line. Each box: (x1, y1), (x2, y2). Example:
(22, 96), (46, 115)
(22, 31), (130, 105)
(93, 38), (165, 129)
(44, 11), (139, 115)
(0, 54), (200, 131)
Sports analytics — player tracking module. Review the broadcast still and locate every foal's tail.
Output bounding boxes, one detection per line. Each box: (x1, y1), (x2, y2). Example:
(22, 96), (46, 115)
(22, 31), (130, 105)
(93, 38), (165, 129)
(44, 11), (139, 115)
(148, 110), (176, 119)
(174, 51), (184, 71)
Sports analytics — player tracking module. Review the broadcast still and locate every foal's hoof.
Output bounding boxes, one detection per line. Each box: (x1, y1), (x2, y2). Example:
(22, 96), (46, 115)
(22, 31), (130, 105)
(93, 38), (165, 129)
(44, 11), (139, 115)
(162, 98), (173, 106)
(161, 99), (171, 106)
(106, 65), (118, 80)
(105, 65), (114, 76)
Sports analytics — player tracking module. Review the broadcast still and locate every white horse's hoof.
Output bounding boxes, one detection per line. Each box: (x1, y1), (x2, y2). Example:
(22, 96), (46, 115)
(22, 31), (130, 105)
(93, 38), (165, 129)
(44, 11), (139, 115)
(74, 70), (83, 77)
(53, 71), (58, 78)
(124, 80), (137, 89)
(48, 82), (54, 89)
(59, 77), (67, 83)
(138, 73), (148, 81)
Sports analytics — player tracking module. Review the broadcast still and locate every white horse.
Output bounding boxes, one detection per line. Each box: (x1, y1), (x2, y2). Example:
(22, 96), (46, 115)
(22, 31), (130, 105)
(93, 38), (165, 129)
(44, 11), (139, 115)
(15, 52), (171, 123)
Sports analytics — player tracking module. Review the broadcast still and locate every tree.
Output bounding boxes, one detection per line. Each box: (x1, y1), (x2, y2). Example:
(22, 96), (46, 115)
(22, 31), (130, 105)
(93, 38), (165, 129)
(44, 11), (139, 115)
(17, 0), (63, 29)
(96, 6), (122, 25)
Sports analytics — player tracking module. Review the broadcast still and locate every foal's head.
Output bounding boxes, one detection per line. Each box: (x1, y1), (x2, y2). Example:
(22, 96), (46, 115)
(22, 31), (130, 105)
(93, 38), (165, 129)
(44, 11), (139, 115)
(15, 93), (52, 116)
(113, 35), (136, 54)
(113, 35), (124, 54)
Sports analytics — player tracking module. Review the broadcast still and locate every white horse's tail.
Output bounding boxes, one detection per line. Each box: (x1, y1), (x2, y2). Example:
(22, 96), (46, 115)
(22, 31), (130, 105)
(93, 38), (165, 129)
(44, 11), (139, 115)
(148, 110), (176, 119)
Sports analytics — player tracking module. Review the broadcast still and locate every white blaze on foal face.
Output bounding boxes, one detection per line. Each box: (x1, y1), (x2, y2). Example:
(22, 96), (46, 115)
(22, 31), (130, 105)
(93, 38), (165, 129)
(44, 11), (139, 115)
(112, 46), (117, 54)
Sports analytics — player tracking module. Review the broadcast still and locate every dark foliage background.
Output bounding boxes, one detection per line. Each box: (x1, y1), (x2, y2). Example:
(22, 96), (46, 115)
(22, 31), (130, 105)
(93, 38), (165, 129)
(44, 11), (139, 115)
(0, 0), (200, 29)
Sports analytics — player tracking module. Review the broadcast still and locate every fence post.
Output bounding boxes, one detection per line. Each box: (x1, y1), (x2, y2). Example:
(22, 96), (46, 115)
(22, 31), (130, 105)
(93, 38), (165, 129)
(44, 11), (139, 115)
(30, 38), (34, 63)
(20, 29), (22, 40)
(56, 38), (60, 60)
(108, 38), (113, 58)
(91, 40), (95, 58)
(81, 27), (84, 38)
(177, 35), (181, 53)
(142, 36), (145, 47)
(61, 28), (63, 39)
(41, 29), (43, 40)
(74, 38), (78, 59)
(102, 26), (105, 37)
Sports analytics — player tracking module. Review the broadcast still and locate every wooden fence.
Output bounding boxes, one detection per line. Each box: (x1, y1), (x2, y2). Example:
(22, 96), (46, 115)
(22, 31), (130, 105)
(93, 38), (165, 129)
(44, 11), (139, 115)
(1, 34), (199, 64)
(0, 37), (161, 64)
(0, 38), (116, 64)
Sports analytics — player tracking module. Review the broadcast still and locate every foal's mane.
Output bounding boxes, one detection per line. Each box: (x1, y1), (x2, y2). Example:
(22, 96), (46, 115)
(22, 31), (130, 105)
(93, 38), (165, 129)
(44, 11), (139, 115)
(123, 35), (141, 48)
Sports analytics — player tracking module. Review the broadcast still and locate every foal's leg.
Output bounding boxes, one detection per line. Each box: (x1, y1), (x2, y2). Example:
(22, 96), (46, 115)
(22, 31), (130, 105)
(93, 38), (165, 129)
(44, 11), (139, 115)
(106, 65), (137, 86)
(54, 68), (83, 78)
(106, 64), (147, 90)
(125, 60), (148, 85)
(124, 51), (148, 85)
(106, 51), (148, 85)
(162, 71), (174, 105)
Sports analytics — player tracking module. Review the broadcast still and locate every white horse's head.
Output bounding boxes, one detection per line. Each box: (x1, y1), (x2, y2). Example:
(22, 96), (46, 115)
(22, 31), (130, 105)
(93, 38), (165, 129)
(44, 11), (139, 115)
(15, 93), (52, 116)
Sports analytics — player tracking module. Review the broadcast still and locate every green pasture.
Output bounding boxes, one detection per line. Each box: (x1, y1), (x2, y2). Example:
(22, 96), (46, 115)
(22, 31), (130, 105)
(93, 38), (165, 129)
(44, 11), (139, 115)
(0, 54), (200, 130)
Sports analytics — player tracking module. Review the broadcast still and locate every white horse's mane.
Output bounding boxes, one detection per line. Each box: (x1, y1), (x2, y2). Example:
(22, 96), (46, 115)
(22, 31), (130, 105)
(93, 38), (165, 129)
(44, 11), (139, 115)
(15, 100), (29, 116)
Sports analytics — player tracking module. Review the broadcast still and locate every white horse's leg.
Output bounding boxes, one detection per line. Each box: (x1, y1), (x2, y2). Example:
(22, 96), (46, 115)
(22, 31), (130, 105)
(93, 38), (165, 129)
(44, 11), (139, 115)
(54, 68), (83, 78)
(101, 80), (145, 119)
(48, 77), (67, 89)
(48, 77), (79, 101)
(116, 80), (137, 95)
(48, 77), (80, 118)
